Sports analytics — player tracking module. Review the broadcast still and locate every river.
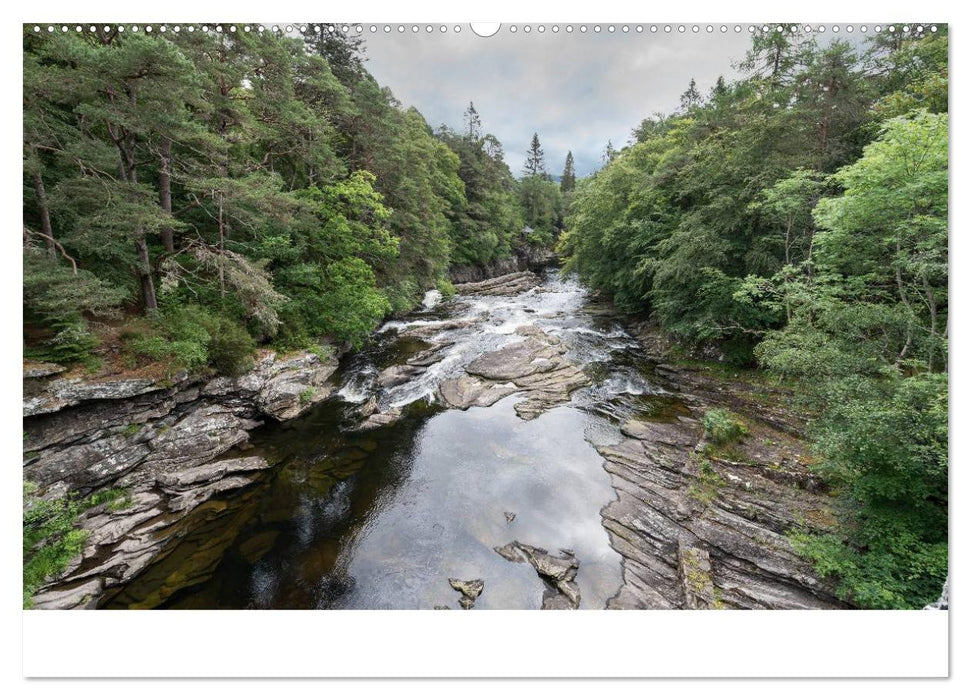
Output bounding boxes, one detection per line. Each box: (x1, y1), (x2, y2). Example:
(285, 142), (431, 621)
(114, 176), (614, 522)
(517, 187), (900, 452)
(103, 268), (694, 609)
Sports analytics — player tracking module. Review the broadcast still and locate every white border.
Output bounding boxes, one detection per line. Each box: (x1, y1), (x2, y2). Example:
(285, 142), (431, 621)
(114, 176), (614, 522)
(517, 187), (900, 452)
(23, 610), (948, 678)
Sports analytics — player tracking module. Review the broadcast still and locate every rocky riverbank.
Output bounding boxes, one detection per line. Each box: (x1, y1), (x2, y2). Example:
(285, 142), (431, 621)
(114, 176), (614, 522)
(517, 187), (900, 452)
(447, 246), (557, 284)
(595, 321), (845, 609)
(23, 268), (849, 610)
(23, 350), (339, 608)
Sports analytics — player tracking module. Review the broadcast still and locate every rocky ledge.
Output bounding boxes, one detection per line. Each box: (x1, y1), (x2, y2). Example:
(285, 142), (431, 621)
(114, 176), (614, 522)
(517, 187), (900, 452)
(598, 409), (845, 609)
(437, 325), (589, 420)
(454, 270), (541, 296)
(23, 350), (339, 608)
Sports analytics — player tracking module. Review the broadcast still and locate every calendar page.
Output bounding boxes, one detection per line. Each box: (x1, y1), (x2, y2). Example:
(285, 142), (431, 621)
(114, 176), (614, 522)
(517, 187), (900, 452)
(19, 10), (950, 680)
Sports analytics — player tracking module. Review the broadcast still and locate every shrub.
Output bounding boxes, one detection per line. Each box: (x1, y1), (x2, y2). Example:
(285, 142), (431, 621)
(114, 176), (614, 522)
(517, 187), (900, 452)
(23, 485), (129, 608)
(437, 278), (456, 299)
(204, 316), (256, 376)
(791, 373), (948, 609)
(702, 408), (749, 445)
(123, 304), (255, 375)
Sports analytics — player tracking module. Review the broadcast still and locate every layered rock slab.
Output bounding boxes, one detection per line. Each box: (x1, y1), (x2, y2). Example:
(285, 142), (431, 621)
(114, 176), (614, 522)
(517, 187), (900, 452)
(598, 415), (845, 610)
(437, 325), (588, 420)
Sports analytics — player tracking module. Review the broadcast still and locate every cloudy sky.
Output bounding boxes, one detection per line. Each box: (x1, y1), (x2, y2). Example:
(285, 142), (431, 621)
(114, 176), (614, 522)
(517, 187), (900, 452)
(358, 27), (752, 176)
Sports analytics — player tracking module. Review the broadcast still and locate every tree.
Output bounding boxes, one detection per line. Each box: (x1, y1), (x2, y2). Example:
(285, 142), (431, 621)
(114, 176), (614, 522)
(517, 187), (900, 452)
(523, 132), (546, 177)
(679, 78), (701, 112)
(601, 140), (617, 166)
(463, 101), (482, 141)
(560, 151), (576, 192)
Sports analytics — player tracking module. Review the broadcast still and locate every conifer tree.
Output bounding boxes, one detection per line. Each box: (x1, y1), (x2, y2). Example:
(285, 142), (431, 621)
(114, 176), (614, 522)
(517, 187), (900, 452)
(560, 151), (576, 192)
(523, 132), (546, 177)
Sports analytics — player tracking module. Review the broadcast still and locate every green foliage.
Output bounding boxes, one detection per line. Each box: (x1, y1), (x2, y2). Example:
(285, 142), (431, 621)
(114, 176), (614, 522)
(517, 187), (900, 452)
(790, 373), (947, 609)
(702, 409), (749, 446)
(24, 27), (534, 371)
(437, 120), (521, 267)
(437, 278), (456, 298)
(518, 175), (563, 241)
(564, 29), (948, 607)
(123, 304), (255, 375)
(23, 248), (127, 363)
(23, 484), (130, 608)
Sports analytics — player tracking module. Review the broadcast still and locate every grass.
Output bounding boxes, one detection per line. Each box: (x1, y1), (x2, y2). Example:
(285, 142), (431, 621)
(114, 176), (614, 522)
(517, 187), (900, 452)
(299, 387), (315, 406)
(309, 344), (336, 363)
(23, 484), (130, 608)
(686, 454), (726, 506)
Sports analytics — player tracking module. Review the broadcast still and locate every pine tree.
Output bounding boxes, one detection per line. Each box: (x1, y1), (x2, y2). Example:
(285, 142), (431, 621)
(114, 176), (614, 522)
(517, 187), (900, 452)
(601, 140), (617, 166)
(464, 101), (482, 141)
(560, 151), (576, 192)
(679, 78), (701, 112)
(523, 132), (546, 177)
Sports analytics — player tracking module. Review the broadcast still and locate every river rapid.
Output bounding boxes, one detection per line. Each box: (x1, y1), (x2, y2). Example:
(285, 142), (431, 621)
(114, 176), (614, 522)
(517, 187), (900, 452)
(107, 268), (692, 610)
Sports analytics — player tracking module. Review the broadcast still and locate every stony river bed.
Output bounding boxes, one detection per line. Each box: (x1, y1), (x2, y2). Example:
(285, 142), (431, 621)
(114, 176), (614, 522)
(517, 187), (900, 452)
(24, 268), (847, 610)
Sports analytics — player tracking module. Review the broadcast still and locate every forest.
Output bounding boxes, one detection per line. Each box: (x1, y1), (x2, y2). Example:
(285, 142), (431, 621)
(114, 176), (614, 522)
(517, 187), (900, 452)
(23, 25), (948, 610)
(23, 26), (566, 369)
(561, 26), (948, 608)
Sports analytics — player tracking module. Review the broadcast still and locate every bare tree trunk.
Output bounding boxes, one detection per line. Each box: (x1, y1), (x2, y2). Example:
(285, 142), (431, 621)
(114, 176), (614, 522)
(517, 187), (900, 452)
(159, 137), (175, 253)
(135, 234), (158, 313)
(217, 193), (226, 299)
(32, 171), (57, 259)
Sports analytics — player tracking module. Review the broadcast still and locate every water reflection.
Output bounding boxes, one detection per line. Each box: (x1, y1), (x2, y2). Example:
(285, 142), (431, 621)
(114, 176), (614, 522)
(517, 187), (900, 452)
(109, 269), (685, 609)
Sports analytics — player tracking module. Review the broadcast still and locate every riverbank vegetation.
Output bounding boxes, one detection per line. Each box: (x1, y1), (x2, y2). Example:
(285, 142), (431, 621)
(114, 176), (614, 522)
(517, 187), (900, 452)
(23, 27), (565, 373)
(562, 27), (948, 608)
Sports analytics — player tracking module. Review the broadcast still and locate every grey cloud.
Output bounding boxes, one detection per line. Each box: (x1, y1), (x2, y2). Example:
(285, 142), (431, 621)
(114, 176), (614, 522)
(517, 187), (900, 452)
(358, 28), (752, 176)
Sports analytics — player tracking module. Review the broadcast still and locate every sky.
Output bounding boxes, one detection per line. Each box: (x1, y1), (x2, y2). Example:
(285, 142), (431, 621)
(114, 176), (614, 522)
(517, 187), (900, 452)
(357, 26), (753, 177)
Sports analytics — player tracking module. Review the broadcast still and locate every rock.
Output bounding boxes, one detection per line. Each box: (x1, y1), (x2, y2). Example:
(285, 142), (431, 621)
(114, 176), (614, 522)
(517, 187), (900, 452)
(438, 375), (518, 410)
(23, 362), (66, 379)
(25, 377), (166, 417)
(599, 420), (847, 609)
(449, 578), (484, 609)
(30, 578), (102, 610)
(375, 364), (422, 388)
(454, 270), (541, 296)
(156, 456), (270, 490)
(439, 326), (588, 420)
(621, 419), (699, 447)
(254, 353), (339, 420)
(354, 409), (402, 431)
(139, 405), (251, 476)
(448, 578), (484, 599)
(25, 433), (153, 491)
(449, 257), (522, 284)
(678, 545), (718, 609)
(407, 341), (455, 367)
(399, 318), (479, 339)
(23, 349), (343, 609)
(494, 541), (580, 609)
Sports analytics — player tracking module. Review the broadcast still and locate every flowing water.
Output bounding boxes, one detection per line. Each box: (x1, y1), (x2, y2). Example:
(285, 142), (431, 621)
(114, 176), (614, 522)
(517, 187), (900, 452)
(106, 268), (690, 610)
